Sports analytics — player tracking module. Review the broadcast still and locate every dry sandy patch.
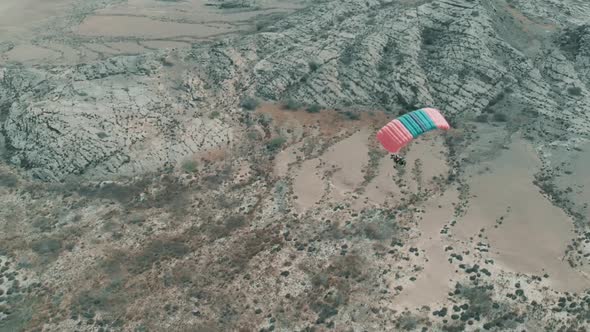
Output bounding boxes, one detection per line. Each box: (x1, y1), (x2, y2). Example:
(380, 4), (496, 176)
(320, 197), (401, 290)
(3, 44), (60, 63)
(76, 16), (234, 39)
(393, 188), (458, 309)
(0, 0), (74, 38)
(292, 158), (324, 212)
(457, 136), (589, 292)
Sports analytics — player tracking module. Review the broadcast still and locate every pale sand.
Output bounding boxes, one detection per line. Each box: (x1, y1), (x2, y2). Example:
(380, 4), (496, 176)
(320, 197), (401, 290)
(292, 158), (324, 213)
(83, 43), (121, 55)
(569, 143), (590, 207)
(363, 154), (403, 206)
(233, 160), (252, 185)
(0, 0), (73, 38)
(273, 140), (305, 178)
(404, 135), (449, 186)
(105, 42), (148, 54)
(140, 40), (192, 50)
(76, 16), (234, 39)
(394, 189), (458, 309)
(4, 44), (60, 63)
(457, 137), (589, 292)
(554, 141), (590, 221)
(291, 125), (449, 213)
(323, 129), (370, 197)
(75, 0), (306, 40)
(49, 43), (80, 63)
(98, 0), (304, 23)
(290, 128), (372, 213)
(363, 133), (448, 208)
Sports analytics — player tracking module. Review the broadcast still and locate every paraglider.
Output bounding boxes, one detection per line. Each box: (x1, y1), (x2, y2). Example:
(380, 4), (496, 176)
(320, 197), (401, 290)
(376, 107), (451, 166)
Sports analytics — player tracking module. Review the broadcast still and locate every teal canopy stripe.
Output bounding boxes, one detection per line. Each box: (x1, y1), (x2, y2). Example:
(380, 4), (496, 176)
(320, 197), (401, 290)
(408, 112), (427, 132)
(398, 109), (439, 138)
(415, 109), (436, 131)
(398, 115), (420, 137)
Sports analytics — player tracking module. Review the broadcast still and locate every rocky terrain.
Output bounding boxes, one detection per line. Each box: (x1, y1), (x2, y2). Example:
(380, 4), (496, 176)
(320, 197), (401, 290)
(0, 0), (589, 331)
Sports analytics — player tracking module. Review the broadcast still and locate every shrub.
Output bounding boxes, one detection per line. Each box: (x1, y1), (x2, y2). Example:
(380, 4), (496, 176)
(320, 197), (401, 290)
(492, 113), (508, 122)
(128, 239), (190, 274)
(246, 131), (259, 140)
(255, 22), (266, 31)
(219, 1), (249, 9)
(0, 171), (18, 187)
(341, 45), (355, 65)
(209, 111), (220, 119)
(181, 159), (198, 173)
(267, 137), (287, 151)
(31, 237), (62, 255)
(283, 99), (301, 110)
(567, 86), (582, 96)
(202, 214), (247, 240)
(240, 97), (259, 111)
(475, 114), (488, 123)
(456, 284), (494, 316)
(396, 312), (427, 331)
(356, 209), (398, 240)
(343, 110), (360, 120)
(306, 104), (321, 113)
(308, 61), (320, 72)
(422, 28), (438, 45)
(490, 92), (505, 105)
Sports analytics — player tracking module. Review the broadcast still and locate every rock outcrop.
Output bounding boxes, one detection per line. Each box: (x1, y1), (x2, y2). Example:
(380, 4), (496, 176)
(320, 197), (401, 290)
(1, 0), (589, 181)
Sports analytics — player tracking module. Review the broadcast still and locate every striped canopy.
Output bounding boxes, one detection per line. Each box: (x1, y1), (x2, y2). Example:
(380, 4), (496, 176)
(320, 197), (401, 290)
(376, 107), (451, 153)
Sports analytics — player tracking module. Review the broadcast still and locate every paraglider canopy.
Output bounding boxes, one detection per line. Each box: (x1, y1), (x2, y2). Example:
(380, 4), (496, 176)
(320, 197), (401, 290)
(376, 107), (450, 154)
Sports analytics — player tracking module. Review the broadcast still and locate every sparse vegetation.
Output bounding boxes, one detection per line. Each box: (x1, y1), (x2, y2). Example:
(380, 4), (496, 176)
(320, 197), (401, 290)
(492, 112), (508, 122)
(475, 114), (488, 123)
(567, 86), (582, 96)
(240, 97), (259, 111)
(31, 237), (62, 256)
(396, 312), (428, 331)
(0, 171), (18, 187)
(246, 130), (259, 140)
(308, 61), (320, 72)
(127, 238), (190, 274)
(341, 44), (355, 65)
(363, 149), (383, 184)
(342, 110), (360, 120)
(218, 0), (250, 9)
(422, 28), (439, 46)
(306, 104), (321, 113)
(282, 99), (301, 110)
(201, 214), (247, 240)
(485, 92), (505, 112)
(354, 209), (399, 241)
(266, 137), (287, 151)
(181, 159), (198, 173)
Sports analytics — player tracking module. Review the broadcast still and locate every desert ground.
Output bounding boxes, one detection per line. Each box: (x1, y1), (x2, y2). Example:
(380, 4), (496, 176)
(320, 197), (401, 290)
(0, 0), (305, 65)
(1, 0), (589, 331)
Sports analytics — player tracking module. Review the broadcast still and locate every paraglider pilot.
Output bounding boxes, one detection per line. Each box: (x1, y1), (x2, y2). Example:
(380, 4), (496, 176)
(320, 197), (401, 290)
(391, 154), (406, 166)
